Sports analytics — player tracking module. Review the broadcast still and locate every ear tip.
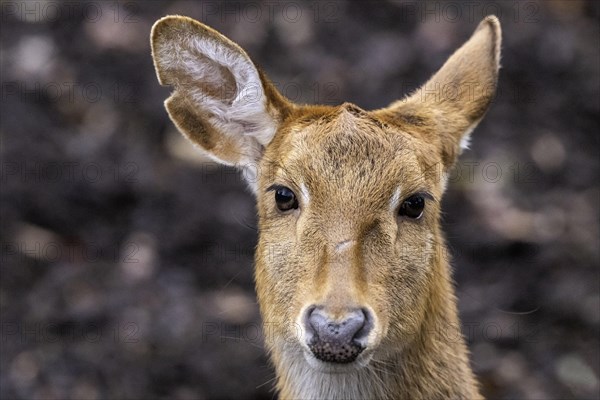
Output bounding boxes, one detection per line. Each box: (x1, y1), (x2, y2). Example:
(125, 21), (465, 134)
(479, 15), (502, 43)
(151, 15), (179, 35)
(150, 15), (181, 55)
(151, 15), (201, 43)
(475, 15), (502, 65)
(483, 15), (501, 28)
(150, 15), (248, 61)
(150, 16), (215, 86)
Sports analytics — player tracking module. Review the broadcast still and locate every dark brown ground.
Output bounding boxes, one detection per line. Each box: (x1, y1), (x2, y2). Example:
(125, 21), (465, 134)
(1, 1), (599, 399)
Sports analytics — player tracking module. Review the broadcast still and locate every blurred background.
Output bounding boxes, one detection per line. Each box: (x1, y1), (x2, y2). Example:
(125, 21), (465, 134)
(1, 0), (598, 399)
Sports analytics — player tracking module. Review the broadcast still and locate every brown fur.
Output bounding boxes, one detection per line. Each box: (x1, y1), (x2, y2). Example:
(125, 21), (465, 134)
(151, 15), (501, 399)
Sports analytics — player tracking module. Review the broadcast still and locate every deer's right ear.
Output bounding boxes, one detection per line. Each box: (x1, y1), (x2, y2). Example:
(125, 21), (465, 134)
(151, 16), (291, 186)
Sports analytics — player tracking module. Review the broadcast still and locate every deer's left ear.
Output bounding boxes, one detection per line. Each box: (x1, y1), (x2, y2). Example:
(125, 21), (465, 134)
(375, 16), (501, 169)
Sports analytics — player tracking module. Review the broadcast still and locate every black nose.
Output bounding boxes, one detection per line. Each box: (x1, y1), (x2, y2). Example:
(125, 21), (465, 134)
(304, 306), (372, 363)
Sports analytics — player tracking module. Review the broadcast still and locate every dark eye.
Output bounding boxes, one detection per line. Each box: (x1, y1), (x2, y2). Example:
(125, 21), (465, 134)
(275, 186), (298, 211)
(398, 194), (425, 219)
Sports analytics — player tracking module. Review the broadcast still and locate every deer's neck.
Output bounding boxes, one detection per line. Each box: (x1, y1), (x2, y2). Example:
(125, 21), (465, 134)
(274, 259), (480, 400)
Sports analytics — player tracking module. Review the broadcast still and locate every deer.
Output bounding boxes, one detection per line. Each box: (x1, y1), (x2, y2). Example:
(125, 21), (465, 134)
(151, 14), (501, 399)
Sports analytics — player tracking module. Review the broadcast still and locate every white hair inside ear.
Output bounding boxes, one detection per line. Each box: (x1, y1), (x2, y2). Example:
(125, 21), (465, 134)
(459, 119), (482, 152)
(159, 33), (276, 148)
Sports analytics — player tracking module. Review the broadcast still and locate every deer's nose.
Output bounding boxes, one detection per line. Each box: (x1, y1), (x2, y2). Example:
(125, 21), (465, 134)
(303, 306), (372, 363)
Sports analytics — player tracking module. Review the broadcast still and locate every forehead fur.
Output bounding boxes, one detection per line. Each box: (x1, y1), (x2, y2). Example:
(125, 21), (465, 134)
(262, 103), (441, 206)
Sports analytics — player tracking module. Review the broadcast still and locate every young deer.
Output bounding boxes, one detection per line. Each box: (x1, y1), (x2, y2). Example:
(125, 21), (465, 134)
(151, 15), (501, 399)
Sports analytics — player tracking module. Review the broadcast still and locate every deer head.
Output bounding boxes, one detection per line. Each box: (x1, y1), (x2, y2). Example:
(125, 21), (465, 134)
(151, 15), (500, 399)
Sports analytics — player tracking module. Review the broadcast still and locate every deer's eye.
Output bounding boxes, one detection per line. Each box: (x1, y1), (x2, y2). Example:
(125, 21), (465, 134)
(275, 186), (298, 211)
(398, 194), (425, 219)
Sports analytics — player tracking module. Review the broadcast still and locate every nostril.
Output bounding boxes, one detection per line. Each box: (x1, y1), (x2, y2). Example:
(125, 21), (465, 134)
(303, 305), (318, 343)
(352, 308), (373, 346)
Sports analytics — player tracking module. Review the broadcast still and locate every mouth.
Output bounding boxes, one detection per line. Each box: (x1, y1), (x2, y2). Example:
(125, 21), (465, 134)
(308, 338), (365, 364)
(302, 346), (375, 373)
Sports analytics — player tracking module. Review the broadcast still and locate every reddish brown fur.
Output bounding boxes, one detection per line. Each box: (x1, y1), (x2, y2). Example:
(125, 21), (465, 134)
(151, 15), (501, 399)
